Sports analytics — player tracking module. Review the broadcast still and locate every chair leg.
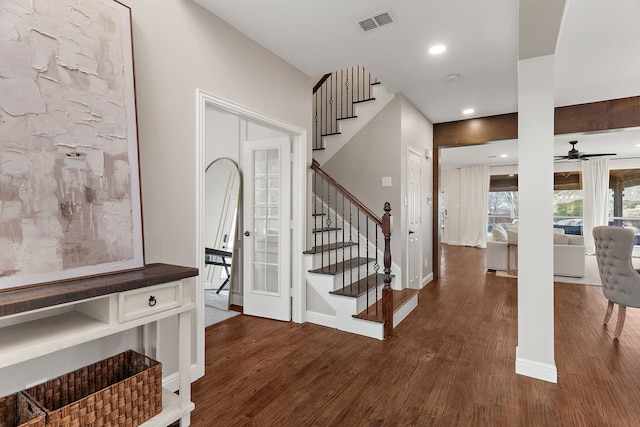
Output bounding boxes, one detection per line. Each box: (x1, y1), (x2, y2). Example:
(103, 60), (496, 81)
(604, 301), (614, 325)
(614, 306), (627, 340)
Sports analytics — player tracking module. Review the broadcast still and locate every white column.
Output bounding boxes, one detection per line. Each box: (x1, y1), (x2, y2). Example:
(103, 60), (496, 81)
(516, 54), (557, 383)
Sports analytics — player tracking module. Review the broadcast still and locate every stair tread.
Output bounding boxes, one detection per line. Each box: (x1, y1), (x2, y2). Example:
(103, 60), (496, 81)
(353, 97), (376, 104)
(308, 257), (375, 275)
(352, 289), (419, 323)
(337, 115), (358, 120)
(321, 132), (341, 137)
(303, 241), (358, 254)
(329, 273), (384, 298)
(312, 227), (342, 233)
(311, 213), (325, 217)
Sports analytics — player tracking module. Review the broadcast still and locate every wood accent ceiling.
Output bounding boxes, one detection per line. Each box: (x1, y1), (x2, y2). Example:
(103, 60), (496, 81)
(431, 95), (640, 278)
(434, 113), (517, 148)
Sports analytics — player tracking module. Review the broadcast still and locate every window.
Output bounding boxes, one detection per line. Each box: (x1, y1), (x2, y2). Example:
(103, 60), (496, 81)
(488, 191), (518, 232)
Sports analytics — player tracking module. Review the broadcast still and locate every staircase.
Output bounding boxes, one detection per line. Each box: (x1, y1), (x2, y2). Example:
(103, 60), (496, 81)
(304, 161), (418, 340)
(312, 66), (395, 166)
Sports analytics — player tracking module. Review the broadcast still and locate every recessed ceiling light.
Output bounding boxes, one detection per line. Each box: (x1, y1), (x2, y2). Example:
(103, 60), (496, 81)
(462, 108), (474, 115)
(428, 44), (446, 54)
(636, 143), (640, 147)
(508, 174), (515, 177)
(500, 154), (508, 158)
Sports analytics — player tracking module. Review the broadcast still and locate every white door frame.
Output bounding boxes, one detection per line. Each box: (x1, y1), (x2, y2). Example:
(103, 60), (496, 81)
(406, 147), (422, 289)
(195, 90), (307, 380)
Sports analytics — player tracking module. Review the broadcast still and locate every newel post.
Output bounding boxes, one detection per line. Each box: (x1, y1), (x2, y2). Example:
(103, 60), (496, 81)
(382, 202), (393, 339)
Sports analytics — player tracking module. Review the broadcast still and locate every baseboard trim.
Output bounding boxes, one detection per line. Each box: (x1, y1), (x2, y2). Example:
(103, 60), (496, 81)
(163, 363), (199, 392)
(231, 294), (243, 306)
(305, 310), (337, 329)
(515, 347), (557, 383)
(421, 273), (434, 288)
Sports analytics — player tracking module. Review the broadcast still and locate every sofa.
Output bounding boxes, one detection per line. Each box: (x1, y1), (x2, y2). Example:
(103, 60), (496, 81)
(486, 223), (585, 277)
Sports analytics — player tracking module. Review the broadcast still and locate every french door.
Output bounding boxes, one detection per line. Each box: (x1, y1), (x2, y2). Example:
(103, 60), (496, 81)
(242, 137), (291, 321)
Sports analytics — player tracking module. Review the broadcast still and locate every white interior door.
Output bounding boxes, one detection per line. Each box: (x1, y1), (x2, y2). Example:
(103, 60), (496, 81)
(242, 137), (291, 321)
(407, 150), (421, 289)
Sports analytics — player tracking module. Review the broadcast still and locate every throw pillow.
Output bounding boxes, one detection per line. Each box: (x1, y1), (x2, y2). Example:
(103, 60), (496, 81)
(492, 224), (507, 242)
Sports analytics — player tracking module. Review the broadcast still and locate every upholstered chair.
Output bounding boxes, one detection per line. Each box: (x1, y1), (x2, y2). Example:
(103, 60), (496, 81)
(593, 226), (640, 339)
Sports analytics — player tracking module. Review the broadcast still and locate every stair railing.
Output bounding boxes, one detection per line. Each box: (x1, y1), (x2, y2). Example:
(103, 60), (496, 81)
(312, 65), (379, 151)
(311, 160), (393, 338)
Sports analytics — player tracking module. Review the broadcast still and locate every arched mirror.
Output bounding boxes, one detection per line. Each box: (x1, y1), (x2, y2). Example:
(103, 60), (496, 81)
(204, 158), (241, 311)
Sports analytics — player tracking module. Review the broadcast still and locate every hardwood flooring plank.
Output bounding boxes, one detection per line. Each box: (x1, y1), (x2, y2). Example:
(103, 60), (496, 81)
(191, 244), (640, 426)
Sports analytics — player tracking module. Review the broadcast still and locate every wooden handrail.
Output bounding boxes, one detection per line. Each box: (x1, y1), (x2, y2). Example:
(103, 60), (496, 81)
(313, 73), (332, 94)
(311, 160), (382, 227)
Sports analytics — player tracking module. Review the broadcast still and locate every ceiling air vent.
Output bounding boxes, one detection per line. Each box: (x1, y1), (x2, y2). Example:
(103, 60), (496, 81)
(355, 9), (397, 33)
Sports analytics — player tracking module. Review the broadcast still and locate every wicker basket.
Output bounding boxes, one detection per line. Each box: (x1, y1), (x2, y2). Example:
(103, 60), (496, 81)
(24, 350), (162, 427)
(0, 392), (46, 427)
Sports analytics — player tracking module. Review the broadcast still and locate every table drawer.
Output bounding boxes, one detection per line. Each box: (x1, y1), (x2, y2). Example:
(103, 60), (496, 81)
(119, 281), (182, 323)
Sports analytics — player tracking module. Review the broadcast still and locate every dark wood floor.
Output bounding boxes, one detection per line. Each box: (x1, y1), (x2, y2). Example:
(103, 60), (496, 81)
(191, 244), (640, 426)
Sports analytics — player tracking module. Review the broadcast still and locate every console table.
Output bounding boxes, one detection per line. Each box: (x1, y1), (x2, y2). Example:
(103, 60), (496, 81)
(0, 263), (198, 426)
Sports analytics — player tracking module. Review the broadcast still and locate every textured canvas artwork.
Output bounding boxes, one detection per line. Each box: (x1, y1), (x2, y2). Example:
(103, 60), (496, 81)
(0, 0), (143, 290)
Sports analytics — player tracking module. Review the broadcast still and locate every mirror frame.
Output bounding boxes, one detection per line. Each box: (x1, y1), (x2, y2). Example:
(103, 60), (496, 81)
(204, 157), (241, 311)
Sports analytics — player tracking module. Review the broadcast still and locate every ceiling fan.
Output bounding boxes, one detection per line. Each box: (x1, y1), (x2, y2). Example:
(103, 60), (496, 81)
(554, 140), (616, 161)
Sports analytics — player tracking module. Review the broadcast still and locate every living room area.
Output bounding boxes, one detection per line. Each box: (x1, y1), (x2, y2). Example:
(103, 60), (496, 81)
(440, 130), (640, 286)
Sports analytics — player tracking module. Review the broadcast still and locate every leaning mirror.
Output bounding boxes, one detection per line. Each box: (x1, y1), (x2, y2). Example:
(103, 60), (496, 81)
(204, 158), (240, 312)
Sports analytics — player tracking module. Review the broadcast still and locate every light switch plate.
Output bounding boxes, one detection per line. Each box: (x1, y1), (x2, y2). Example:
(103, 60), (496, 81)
(382, 176), (392, 187)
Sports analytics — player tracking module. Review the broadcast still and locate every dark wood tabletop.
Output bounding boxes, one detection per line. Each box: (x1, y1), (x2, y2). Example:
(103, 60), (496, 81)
(0, 263), (199, 317)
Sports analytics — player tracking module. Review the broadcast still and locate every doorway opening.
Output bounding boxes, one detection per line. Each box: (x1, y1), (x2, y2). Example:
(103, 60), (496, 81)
(195, 90), (307, 380)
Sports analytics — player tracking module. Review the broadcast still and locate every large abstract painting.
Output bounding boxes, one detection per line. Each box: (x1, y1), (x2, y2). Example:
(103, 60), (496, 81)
(0, 0), (144, 290)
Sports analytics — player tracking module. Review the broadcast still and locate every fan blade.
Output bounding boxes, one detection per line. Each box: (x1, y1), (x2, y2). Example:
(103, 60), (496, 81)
(554, 156), (569, 160)
(580, 153), (616, 158)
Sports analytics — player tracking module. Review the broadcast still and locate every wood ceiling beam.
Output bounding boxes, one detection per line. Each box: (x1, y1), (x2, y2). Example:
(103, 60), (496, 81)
(433, 95), (640, 148)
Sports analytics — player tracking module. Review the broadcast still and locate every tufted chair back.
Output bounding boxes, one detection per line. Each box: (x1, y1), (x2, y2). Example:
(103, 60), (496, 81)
(592, 226), (640, 308)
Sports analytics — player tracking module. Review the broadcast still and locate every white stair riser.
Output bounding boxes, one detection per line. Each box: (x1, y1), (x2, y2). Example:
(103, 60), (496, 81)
(355, 284), (385, 313)
(306, 273), (383, 340)
(308, 247), (373, 269)
(310, 230), (341, 245)
(323, 262), (378, 286)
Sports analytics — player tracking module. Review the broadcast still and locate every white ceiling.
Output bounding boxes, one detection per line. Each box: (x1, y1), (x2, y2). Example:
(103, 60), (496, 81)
(194, 0), (640, 169)
(193, 0), (640, 125)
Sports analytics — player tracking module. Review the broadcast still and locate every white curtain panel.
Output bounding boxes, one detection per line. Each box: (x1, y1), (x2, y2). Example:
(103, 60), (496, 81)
(582, 157), (610, 254)
(459, 165), (490, 248)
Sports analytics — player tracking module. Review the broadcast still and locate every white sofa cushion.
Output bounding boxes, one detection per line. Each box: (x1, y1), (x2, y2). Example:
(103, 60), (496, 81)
(553, 233), (570, 244)
(567, 235), (584, 245)
(492, 224), (507, 242)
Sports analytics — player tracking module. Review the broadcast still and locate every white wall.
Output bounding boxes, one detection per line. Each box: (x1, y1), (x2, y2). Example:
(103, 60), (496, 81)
(399, 96), (434, 284)
(125, 0), (311, 381)
(320, 95), (434, 289)
(1, 0), (312, 395)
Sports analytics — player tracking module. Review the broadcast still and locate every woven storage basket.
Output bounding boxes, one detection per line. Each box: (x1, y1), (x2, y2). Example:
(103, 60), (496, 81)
(0, 392), (46, 427)
(24, 350), (162, 427)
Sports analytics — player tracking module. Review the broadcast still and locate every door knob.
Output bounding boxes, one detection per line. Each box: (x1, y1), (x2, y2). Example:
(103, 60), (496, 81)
(244, 231), (250, 237)
(409, 230), (415, 234)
